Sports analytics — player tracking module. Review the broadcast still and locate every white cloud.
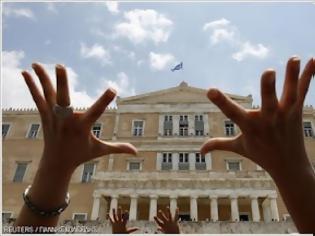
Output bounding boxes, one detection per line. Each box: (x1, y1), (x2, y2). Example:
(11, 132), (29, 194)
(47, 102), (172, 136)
(232, 42), (269, 61)
(203, 18), (236, 45)
(3, 5), (35, 19)
(149, 52), (175, 71)
(203, 18), (230, 31)
(105, 1), (119, 14)
(2, 50), (96, 109)
(80, 43), (111, 66)
(203, 18), (270, 61)
(115, 9), (173, 44)
(99, 72), (135, 98)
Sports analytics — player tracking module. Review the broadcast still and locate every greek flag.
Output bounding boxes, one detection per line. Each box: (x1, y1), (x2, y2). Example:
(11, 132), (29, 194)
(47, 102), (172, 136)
(171, 62), (183, 72)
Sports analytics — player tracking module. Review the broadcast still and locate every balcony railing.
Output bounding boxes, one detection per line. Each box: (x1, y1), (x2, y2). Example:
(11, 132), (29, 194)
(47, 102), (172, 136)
(161, 163), (172, 170)
(195, 162), (206, 170)
(178, 163), (189, 170)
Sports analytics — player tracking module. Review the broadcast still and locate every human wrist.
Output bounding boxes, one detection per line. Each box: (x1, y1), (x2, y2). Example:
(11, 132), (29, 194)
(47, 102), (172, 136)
(27, 156), (74, 211)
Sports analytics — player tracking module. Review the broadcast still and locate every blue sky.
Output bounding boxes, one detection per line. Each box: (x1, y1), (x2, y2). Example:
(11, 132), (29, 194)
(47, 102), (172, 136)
(2, 1), (315, 108)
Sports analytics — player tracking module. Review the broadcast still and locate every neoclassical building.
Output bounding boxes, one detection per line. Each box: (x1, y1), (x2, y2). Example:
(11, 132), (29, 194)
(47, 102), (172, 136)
(2, 82), (315, 232)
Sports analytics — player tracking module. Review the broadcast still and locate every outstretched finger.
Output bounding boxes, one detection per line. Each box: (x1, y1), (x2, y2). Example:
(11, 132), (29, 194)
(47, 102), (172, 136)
(107, 213), (114, 224)
(32, 63), (56, 107)
(83, 88), (116, 126)
(166, 207), (171, 221)
(261, 69), (278, 116)
(174, 208), (179, 222)
(157, 210), (168, 223)
(22, 71), (48, 116)
(92, 138), (138, 157)
(117, 207), (122, 222)
(200, 135), (243, 156)
(207, 89), (247, 127)
(154, 216), (164, 227)
(56, 64), (71, 107)
(112, 208), (118, 222)
(280, 56), (300, 107)
(126, 227), (139, 234)
(297, 58), (315, 107)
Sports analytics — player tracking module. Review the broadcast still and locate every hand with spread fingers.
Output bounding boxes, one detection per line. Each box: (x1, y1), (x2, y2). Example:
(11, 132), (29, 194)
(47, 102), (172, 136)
(108, 208), (139, 234)
(154, 207), (180, 234)
(14, 63), (137, 228)
(201, 57), (315, 233)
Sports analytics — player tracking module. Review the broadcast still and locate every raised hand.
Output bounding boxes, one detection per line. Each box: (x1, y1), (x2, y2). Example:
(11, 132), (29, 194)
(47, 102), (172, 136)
(15, 63), (137, 227)
(108, 208), (139, 234)
(154, 207), (180, 234)
(201, 57), (315, 233)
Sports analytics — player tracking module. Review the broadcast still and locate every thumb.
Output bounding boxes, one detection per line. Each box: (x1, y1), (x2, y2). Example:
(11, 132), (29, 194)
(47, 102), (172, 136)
(200, 135), (243, 156)
(92, 138), (138, 157)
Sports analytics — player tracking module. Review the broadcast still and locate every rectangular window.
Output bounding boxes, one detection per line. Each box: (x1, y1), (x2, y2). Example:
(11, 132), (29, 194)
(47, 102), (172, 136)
(179, 115), (188, 136)
(27, 124), (40, 139)
(195, 115), (204, 136)
(13, 163), (27, 182)
(179, 153), (189, 170)
(161, 153), (172, 170)
(195, 153), (206, 170)
(92, 123), (102, 138)
(164, 115), (173, 136)
(2, 124), (10, 138)
(179, 153), (189, 163)
(227, 161), (241, 171)
(133, 120), (144, 136)
(224, 121), (235, 136)
(303, 121), (314, 137)
(81, 163), (95, 183)
(73, 213), (87, 221)
(129, 162), (141, 171)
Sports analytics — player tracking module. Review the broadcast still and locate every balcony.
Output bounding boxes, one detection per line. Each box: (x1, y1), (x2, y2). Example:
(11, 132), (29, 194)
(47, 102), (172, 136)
(161, 163), (172, 170)
(195, 162), (206, 170)
(178, 163), (189, 170)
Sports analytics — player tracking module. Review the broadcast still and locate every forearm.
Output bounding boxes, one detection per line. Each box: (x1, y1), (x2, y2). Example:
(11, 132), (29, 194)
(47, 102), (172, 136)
(270, 155), (315, 233)
(14, 155), (73, 227)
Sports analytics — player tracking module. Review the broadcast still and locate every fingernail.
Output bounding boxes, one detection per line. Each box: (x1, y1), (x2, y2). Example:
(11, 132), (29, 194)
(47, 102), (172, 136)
(31, 63), (39, 69)
(208, 89), (219, 100)
(56, 64), (65, 70)
(107, 87), (117, 96)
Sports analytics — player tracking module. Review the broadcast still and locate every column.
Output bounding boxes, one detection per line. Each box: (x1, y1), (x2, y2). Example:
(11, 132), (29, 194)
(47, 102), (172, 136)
(149, 195), (158, 221)
(269, 195), (279, 221)
(129, 194), (138, 220)
(112, 113), (120, 140)
(262, 198), (272, 223)
(156, 153), (162, 171)
(230, 195), (239, 222)
(108, 154), (114, 171)
(189, 153), (195, 170)
(170, 195), (178, 217)
(210, 196), (218, 222)
(190, 195), (198, 221)
(250, 195), (261, 222)
(173, 153), (179, 171)
(205, 153), (212, 170)
(91, 194), (101, 220)
(173, 115), (179, 136)
(109, 195), (118, 217)
(203, 113), (209, 136)
(158, 114), (164, 136)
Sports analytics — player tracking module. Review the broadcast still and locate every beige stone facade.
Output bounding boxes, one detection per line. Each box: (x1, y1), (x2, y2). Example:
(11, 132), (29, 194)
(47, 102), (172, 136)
(2, 82), (315, 232)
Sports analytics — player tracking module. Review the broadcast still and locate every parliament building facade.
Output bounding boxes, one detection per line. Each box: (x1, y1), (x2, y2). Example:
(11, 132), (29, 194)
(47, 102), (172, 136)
(2, 82), (315, 233)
